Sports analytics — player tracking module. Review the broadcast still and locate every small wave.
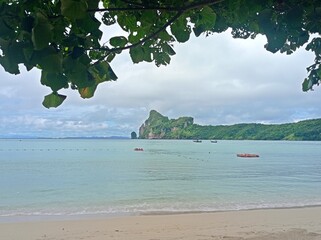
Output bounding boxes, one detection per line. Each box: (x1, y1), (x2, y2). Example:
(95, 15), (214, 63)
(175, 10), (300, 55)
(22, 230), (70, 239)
(2, 200), (321, 222)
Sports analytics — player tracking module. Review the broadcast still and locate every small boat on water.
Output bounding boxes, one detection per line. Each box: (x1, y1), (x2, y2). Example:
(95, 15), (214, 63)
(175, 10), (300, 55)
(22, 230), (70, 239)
(193, 140), (202, 143)
(211, 140), (217, 143)
(237, 153), (259, 158)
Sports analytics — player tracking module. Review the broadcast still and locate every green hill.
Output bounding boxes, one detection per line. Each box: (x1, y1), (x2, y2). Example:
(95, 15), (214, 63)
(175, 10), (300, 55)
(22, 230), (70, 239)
(138, 110), (321, 140)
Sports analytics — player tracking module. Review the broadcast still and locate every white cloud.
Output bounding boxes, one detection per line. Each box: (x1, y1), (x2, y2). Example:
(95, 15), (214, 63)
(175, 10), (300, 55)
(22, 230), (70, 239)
(0, 30), (320, 137)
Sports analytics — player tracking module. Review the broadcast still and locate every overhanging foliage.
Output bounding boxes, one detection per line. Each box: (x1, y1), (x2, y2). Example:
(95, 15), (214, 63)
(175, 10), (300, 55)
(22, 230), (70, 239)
(0, 0), (320, 108)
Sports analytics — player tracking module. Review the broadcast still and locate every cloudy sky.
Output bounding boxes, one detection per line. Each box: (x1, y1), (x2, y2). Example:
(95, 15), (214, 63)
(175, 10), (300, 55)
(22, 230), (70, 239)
(1, 30), (320, 138)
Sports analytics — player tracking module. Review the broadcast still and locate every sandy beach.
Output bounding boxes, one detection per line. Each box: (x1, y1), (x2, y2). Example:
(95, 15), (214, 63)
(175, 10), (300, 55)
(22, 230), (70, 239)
(1, 207), (321, 240)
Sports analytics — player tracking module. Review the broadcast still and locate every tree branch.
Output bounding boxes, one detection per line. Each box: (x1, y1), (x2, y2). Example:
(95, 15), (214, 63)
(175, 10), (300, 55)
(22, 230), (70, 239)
(118, 0), (148, 7)
(183, 0), (225, 11)
(90, 0), (225, 56)
(88, 6), (179, 12)
(88, 0), (225, 13)
(98, 10), (183, 54)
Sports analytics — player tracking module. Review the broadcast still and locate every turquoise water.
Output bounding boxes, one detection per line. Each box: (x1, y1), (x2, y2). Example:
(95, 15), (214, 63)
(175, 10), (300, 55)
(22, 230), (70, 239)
(1, 139), (321, 221)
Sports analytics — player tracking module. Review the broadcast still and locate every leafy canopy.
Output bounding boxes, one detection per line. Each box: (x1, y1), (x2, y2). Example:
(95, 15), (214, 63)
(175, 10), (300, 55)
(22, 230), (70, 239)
(0, 0), (320, 108)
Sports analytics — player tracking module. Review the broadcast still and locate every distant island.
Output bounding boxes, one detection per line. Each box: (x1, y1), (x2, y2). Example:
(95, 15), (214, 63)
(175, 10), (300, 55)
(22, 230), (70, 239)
(63, 136), (129, 140)
(139, 110), (321, 140)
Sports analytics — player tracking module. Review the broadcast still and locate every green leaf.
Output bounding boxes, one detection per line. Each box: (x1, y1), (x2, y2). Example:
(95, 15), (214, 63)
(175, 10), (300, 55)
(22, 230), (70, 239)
(154, 51), (171, 66)
(128, 31), (144, 43)
(31, 12), (53, 50)
(61, 0), (88, 20)
(302, 78), (312, 92)
(76, 15), (102, 40)
(38, 52), (63, 73)
(297, 31), (309, 46)
(0, 38), (9, 51)
(89, 61), (118, 84)
(98, 61), (118, 81)
(144, 48), (153, 62)
(108, 64), (118, 81)
(193, 6), (217, 37)
(317, 67), (321, 79)
(78, 54), (91, 65)
(158, 30), (173, 42)
(42, 92), (67, 108)
(170, 17), (191, 43)
(129, 46), (145, 63)
(110, 36), (128, 48)
(265, 33), (287, 53)
(88, 50), (100, 59)
(8, 42), (26, 64)
(63, 57), (92, 88)
(51, 16), (68, 43)
(249, 22), (260, 33)
(70, 66), (91, 88)
(23, 47), (34, 62)
(71, 46), (84, 59)
(129, 45), (153, 63)
(0, 56), (19, 74)
(286, 6), (303, 27)
(85, 0), (99, 10)
(0, 17), (14, 37)
(106, 53), (116, 63)
(117, 13), (137, 31)
(21, 16), (34, 33)
(41, 71), (68, 92)
(78, 85), (97, 98)
(162, 43), (176, 56)
(140, 10), (157, 26)
(257, 8), (273, 33)
(102, 12), (116, 26)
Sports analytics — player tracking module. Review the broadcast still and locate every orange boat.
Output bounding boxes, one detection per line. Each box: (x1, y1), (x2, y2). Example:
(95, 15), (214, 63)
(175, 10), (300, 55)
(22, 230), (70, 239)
(237, 153), (259, 158)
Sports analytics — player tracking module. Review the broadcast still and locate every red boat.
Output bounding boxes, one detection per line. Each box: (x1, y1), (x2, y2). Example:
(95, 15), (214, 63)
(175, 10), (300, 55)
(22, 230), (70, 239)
(237, 153), (259, 158)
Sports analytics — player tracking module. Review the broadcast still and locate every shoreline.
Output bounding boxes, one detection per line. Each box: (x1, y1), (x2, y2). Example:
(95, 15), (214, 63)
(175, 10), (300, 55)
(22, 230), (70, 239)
(1, 206), (321, 240)
(3, 203), (321, 223)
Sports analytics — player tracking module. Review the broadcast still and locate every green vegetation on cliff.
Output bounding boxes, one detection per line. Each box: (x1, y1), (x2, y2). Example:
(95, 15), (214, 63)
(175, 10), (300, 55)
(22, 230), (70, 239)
(139, 110), (321, 141)
(139, 110), (194, 139)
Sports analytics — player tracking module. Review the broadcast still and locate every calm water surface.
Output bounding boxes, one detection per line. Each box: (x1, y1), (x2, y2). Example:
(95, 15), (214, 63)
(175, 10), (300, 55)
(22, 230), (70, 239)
(0, 139), (321, 221)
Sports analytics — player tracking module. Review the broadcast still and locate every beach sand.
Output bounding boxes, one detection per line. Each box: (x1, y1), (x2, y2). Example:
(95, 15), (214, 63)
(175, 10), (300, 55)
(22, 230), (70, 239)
(1, 207), (321, 240)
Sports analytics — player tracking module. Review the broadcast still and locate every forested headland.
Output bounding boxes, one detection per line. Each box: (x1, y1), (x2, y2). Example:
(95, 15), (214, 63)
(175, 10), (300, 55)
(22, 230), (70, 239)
(139, 110), (321, 140)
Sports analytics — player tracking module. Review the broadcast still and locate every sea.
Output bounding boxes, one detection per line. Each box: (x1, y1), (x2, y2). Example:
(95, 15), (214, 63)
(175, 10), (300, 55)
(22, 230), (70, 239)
(1, 139), (321, 222)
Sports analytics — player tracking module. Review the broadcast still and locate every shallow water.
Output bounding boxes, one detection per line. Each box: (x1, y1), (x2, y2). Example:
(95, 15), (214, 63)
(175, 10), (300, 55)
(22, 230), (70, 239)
(1, 139), (321, 220)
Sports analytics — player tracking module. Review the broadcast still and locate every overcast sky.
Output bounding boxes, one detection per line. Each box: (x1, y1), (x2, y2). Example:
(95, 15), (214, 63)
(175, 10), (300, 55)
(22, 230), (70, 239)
(1, 30), (320, 138)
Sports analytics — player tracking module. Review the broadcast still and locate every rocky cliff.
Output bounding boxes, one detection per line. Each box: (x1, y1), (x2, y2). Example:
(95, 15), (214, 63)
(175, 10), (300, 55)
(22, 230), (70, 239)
(139, 110), (194, 139)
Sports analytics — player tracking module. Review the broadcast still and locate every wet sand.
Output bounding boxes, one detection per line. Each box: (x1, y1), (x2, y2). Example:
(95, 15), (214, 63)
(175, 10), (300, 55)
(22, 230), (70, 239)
(1, 207), (321, 240)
